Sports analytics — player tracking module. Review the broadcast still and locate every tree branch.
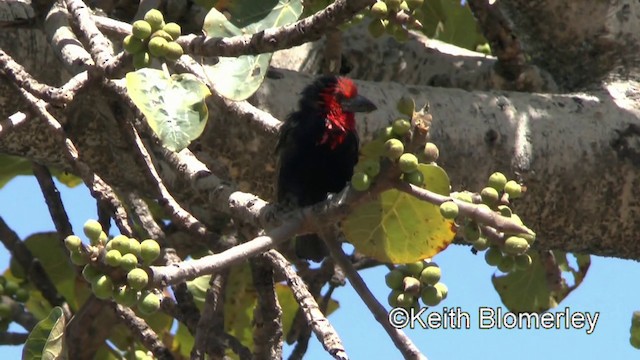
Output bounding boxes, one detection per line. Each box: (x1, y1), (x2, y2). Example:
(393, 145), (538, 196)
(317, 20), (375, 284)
(112, 303), (174, 360)
(0, 48), (76, 105)
(0, 112), (28, 138)
(393, 180), (530, 235)
(319, 229), (426, 360)
(63, 0), (119, 74)
(178, 0), (375, 57)
(0, 217), (67, 310)
(32, 163), (74, 239)
(0, 332), (28, 345)
(150, 217), (304, 286)
(264, 250), (348, 360)
(250, 256), (283, 359)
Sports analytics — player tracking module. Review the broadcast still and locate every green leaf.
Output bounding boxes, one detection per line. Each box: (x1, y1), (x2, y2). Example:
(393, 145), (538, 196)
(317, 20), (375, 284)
(342, 164), (456, 263)
(126, 69), (211, 152)
(93, 345), (121, 360)
(492, 251), (591, 313)
(226, 0), (281, 29)
(23, 306), (67, 360)
(224, 264), (255, 352)
(0, 154), (82, 190)
(422, 0), (486, 50)
(173, 323), (195, 358)
(186, 274), (211, 310)
(202, 8), (243, 37)
(204, 54), (273, 101)
(0, 154), (31, 189)
(202, 0), (303, 100)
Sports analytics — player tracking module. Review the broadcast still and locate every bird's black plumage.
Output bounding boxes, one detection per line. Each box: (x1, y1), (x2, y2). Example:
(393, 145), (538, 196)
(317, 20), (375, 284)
(276, 75), (376, 261)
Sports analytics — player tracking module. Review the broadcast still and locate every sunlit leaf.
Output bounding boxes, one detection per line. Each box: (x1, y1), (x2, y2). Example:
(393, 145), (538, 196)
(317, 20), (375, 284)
(343, 164), (456, 263)
(126, 69), (210, 151)
(202, 0), (303, 100)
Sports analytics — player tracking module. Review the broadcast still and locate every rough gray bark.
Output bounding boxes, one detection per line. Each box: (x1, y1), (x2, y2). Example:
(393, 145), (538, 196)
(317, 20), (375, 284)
(498, 0), (640, 90)
(247, 70), (640, 260)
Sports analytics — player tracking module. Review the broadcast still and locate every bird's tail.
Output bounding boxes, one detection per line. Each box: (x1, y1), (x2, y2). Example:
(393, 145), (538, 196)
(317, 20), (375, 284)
(294, 234), (328, 262)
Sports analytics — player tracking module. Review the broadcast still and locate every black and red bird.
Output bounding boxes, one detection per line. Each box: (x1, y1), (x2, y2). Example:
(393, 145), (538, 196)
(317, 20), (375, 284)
(276, 75), (377, 261)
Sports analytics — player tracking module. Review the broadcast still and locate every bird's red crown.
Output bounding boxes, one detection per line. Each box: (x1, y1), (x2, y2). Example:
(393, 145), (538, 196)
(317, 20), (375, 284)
(318, 77), (358, 148)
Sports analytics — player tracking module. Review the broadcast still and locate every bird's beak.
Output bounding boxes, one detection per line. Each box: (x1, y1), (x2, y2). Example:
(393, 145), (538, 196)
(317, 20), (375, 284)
(341, 95), (377, 113)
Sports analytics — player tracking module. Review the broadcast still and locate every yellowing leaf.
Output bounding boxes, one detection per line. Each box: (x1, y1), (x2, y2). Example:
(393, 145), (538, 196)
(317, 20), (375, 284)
(126, 69), (210, 151)
(342, 164), (455, 263)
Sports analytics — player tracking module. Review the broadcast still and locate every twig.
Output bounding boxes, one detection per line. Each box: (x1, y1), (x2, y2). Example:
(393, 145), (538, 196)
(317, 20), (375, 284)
(158, 294), (199, 338)
(92, 13), (131, 35)
(0, 49), (73, 105)
(112, 303), (174, 360)
(264, 250), (347, 360)
(30, 163), (77, 319)
(466, 0), (549, 91)
(13, 86), (132, 240)
(250, 256), (283, 359)
(540, 250), (563, 292)
(148, 171), (393, 286)
(44, 0), (95, 74)
(64, 0), (118, 74)
(218, 333), (254, 360)
(66, 297), (119, 359)
(388, 10), (423, 30)
(286, 258), (336, 349)
(31, 163), (74, 238)
(5, 297), (38, 331)
(94, 177), (135, 236)
(97, 202), (113, 236)
(0, 332), (28, 345)
(319, 229), (426, 360)
(192, 273), (222, 359)
(163, 250), (201, 334)
(322, 28), (343, 75)
(393, 180), (531, 235)
(102, 82), (210, 240)
(125, 193), (165, 242)
(150, 218), (303, 286)
(0, 217), (67, 310)
(287, 284), (337, 358)
(175, 56), (281, 136)
(178, 0), (375, 57)
(479, 223), (504, 246)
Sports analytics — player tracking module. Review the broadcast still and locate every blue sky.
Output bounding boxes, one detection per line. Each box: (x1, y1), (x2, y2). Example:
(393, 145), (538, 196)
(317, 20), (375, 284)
(0, 176), (638, 359)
